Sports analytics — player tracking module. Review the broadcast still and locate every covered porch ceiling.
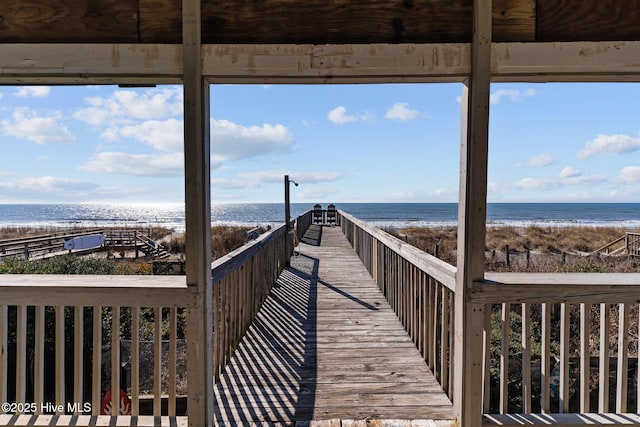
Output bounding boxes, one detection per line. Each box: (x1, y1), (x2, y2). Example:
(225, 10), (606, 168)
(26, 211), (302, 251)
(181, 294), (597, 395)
(1, 0), (640, 84)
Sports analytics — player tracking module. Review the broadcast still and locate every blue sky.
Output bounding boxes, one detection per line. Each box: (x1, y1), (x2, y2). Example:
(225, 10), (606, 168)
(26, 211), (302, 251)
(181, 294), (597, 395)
(0, 82), (639, 204)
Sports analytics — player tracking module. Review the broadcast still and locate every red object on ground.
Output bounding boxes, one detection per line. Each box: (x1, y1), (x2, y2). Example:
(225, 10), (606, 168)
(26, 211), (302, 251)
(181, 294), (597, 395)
(100, 388), (132, 415)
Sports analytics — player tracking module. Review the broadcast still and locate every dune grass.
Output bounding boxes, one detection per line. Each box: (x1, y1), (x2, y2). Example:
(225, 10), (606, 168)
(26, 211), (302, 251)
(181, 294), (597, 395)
(390, 225), (639, 272)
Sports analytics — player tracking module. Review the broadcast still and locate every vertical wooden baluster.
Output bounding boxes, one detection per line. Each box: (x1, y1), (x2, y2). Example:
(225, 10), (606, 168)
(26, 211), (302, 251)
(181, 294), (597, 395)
(0, 306), (6, 412)
(154, 307), (162, 415)
(214, 280), (221, 380)
(580, 303), (591, 413)
(429, 278), (436, 370)
(34, 306), (44, 414)
(111, 306), (120, 415)
(169, 307), (178, 417)
(74, 306), (84, 414)
(55, 306), (65, 414)
(500, 303), (510, 414)
(131, 307), (140, 416)
(522, 303), (532, 413)
(560, 303), (570, 413)
(441, 287), (450, 394)
(616, 303), (630, 412)
(433, 283), (441, 381)
(599, 303), (610, 412)
(92, 306), (102, 416)
(15, 306), (26, 411)
(448, 289), (455, 399)
(541, 303), (550, 413)
(483, 305), (491, 414)
(419, 272), (425, 358)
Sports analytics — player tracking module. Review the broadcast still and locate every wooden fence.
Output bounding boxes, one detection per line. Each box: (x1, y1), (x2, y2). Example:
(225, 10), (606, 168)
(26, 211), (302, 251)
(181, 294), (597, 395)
(338, 210), (457, 399)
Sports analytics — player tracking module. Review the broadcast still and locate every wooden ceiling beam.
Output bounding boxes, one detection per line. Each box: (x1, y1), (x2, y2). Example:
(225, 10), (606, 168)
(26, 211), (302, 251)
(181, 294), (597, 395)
(0, 41), (639, 84)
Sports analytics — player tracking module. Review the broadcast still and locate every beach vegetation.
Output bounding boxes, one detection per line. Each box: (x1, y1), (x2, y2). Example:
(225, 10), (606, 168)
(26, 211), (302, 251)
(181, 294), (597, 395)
(391, 225), (639, 273)
(0, 254), (150, 274)
(164, 225), (258, 259)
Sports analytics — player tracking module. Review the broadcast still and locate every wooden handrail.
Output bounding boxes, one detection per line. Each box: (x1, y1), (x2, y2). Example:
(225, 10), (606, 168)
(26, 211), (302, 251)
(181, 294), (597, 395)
(589, 235), (626, 256)
(211, 223), (286, 282)
(472, 272), (640, 304)
(338, 210), (456, 290)
(0, 275), (195, 307)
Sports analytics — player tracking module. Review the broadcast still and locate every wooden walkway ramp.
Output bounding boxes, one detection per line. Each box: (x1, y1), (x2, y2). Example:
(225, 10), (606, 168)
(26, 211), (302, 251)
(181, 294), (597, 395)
(214, 225), (454, 426)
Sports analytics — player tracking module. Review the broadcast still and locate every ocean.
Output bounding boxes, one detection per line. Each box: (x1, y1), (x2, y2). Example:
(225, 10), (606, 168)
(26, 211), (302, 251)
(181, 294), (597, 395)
(0, 203), (639, 231)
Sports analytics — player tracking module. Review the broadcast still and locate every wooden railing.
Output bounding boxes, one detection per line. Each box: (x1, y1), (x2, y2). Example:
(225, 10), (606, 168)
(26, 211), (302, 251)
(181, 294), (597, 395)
(211, 222), (288, 378)
(473, 274), (640, 421)
(0, 275), (195, 423)
(295, 210), (313, 244)
(338, 210), (457, 399)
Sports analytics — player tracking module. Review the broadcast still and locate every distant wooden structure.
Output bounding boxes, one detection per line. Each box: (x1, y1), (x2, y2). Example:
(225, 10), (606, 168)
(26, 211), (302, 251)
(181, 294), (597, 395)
(0, 229), (169, 260)
(1, 1), (640, 426)
(591, 232), (640, 258)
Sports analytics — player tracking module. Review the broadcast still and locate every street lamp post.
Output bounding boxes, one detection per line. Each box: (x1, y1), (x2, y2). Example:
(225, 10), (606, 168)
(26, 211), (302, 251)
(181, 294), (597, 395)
(284, 175), (298, 266)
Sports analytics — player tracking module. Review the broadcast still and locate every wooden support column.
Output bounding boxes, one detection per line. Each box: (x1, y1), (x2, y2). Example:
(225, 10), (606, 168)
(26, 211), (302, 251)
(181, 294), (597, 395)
(454, 0), (491, 426)
(183, 0), (214, 425)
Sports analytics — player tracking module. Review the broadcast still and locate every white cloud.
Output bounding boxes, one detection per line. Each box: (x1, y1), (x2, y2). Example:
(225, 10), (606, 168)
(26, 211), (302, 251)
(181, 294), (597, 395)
(0, 176), (98, 201)
(1, 108), (75, 144)
(559, 166), (581, 178)
(327, 106), (357, 125)
(490, 88), (536, 105)
(95, 116), (292, 169)
(527, 153), (555, 167)
(385, 102), (419, 121)
(211, 178), (250, 190)
(434, 187), (457, 198)
(617, 166), (640, 184)
(14, 86), (51, 98)
(80, 152), (183, 176)
(211, 119), (293, 161)
(297, 187), (336, 200)
(211, 170), (343, 192)
(515, 178), (560, 192)
(512, 173), (606, 192)
(74, 87), (183, 126)
(576, 133), (640, 159)
(565, 175), (607, 185)
(238, 170), (344, 186)
(102, 119), (183, 152)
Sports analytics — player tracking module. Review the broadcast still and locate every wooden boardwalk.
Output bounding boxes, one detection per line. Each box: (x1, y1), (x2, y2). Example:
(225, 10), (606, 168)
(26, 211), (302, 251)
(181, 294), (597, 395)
(214, 225), (454, 425)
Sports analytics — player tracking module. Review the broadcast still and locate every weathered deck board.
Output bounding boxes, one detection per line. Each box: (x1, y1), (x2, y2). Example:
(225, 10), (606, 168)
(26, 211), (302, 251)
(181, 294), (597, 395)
(214, 225), (454, 424)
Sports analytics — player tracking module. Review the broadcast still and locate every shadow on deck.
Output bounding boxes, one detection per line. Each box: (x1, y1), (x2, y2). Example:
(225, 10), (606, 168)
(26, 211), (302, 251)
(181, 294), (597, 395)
(214, 225), (454, 425)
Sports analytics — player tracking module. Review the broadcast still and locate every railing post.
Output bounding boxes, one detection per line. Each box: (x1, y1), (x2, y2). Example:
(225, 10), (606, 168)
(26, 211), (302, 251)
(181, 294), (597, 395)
(454, 0), (491, 426)
(284, 175), (292, 266)
(183, 0), (214, 424)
